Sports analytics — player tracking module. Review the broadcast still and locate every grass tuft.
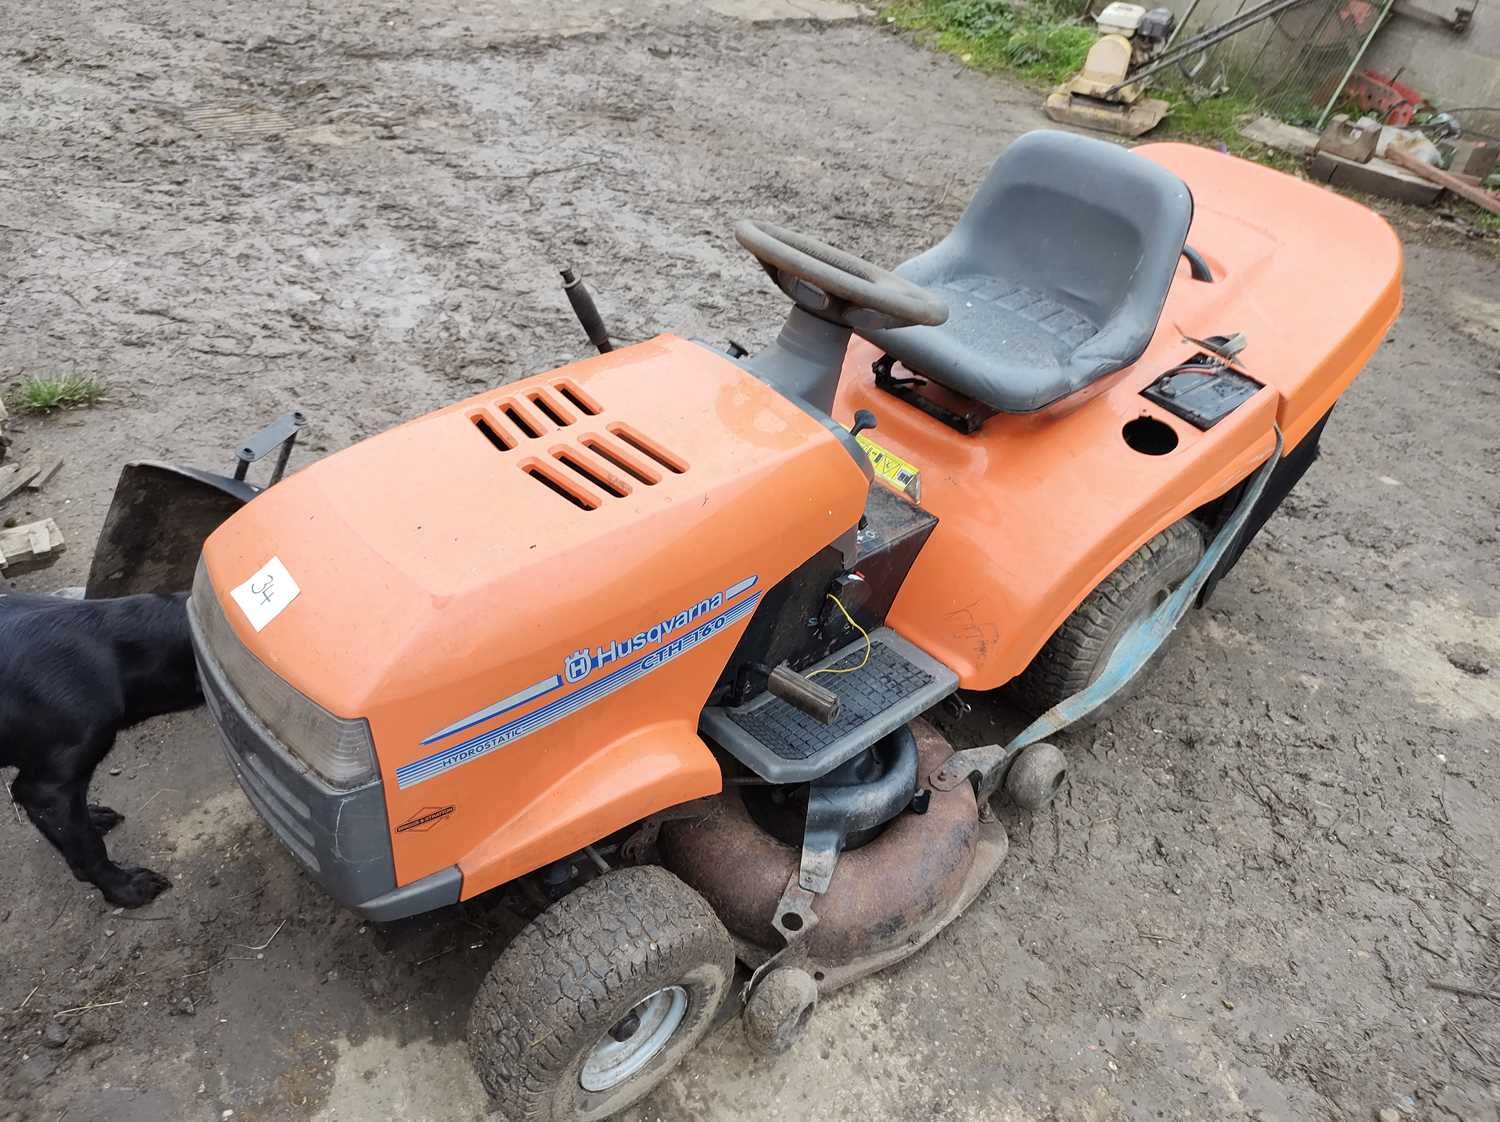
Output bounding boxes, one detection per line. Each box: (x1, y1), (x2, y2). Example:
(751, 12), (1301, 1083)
(11, 373), (110, 413)
(1157, 92), (1299, 170)
(1159, 93), (1259, 146)
(887, 0), (1097, 86)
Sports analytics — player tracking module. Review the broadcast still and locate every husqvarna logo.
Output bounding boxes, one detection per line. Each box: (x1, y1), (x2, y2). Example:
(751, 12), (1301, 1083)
(561, 589), (732, 685)
(399, 573), (763, 789)
(565, 649), (592, 683)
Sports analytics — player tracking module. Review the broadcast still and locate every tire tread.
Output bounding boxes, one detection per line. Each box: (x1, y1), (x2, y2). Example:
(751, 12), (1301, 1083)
(1011, 519), (1204, 717)
(468, 866), (733, 1121)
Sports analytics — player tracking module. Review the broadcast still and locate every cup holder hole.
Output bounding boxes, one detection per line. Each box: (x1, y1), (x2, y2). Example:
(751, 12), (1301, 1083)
(1123, 416), (1178, 456)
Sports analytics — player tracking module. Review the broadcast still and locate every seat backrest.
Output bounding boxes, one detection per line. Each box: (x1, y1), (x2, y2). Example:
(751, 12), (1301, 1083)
(901, 131), (1193, 368)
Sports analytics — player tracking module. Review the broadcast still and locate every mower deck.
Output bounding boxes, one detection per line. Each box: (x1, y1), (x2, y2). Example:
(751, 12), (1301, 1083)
(735, 816), (1009, 996)
(700, 627), (957, 783)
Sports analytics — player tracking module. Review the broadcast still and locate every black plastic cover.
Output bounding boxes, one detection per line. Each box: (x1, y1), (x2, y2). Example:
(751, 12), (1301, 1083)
(711, 485), (938, 707)
(1139, 6), (1176, 43)
(1141, 359), (1260, 429)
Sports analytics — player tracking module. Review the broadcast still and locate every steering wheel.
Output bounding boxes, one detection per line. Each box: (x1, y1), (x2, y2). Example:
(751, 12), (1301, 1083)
(734, 219), (948, 332)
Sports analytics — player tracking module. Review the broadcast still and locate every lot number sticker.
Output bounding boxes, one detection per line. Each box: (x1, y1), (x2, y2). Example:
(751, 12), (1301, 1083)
(231, 556), (302, 632)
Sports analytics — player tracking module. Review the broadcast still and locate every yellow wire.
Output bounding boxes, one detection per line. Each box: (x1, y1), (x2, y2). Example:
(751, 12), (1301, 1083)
(806, 593), (871, 678)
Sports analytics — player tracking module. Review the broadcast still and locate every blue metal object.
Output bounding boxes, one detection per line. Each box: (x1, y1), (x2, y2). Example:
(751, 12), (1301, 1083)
(932, 426), (1286, 804)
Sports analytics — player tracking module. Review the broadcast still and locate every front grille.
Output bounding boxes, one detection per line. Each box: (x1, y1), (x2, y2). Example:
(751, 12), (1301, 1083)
(190, 601), (399, 907)
(196, 643), (321, 872)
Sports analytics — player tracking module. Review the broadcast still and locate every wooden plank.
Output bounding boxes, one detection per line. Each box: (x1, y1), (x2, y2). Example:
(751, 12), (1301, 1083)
(0, 462), (42, 507)
(1240, 115), (1320, 157)
(1387, 146), (1500, 216)
(24, 457), (64, 492)
(0, 517), (65, 574)
(1308, 151), (1442, 205)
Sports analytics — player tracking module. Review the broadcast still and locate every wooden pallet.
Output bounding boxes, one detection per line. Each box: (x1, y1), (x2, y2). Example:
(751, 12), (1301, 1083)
(0, 518), (65, 575)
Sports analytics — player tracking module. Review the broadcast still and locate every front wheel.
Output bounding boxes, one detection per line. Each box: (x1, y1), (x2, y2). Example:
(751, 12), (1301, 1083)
(468, 865), (735, 1122)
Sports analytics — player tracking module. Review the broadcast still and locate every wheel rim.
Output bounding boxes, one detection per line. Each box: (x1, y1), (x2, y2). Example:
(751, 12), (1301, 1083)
(579, 985), (689, 1093)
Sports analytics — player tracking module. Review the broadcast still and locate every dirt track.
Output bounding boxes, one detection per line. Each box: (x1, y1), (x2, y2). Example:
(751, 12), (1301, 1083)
(3, 3), (1500, 1121)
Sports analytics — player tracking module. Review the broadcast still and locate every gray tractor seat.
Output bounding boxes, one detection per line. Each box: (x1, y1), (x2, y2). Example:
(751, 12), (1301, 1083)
(861, 131), (1194, 415)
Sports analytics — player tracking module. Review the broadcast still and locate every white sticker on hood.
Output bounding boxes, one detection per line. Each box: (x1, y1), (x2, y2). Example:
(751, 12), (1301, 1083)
(230, 556), (301, 632)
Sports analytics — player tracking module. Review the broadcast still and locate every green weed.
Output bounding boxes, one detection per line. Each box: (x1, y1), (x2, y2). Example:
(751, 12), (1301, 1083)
(11, 373), (110, 413)
(886, 0), (1096, 86)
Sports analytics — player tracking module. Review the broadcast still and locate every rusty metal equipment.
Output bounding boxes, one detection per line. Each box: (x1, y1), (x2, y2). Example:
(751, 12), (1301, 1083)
(1046, 0), (1331, 136)
(1046, 30), (1174, 137)
(1104, 0), (1320, 94)
(659, 721), (1008, 992)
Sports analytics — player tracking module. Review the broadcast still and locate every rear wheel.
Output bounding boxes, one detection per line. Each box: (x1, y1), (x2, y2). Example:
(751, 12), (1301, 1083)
(468, 865), (735, 1122)
(1010, 519), (1204, 725)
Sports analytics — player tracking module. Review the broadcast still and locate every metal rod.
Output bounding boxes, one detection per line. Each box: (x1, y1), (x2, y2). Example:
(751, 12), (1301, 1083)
(269, 433), (296, 486)
(1111, 0), (1317, 92)
(1314, 0), (1395, 130)
(1149, 0), (1302, 65)
(1258, 0), (1336, 112)
(1126, 0), (1310, 87)
(1243, 1), (1276, 82)
(1163, 0), (1202, 50)
(1222, 0), (1258, 89)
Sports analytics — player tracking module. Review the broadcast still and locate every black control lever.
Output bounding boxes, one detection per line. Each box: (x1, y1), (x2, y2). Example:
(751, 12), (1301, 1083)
(849, 409), (877, 439)
(560, 267), (614, 355)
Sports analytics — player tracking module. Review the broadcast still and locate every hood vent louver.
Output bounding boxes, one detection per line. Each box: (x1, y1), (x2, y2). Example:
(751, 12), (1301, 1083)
(473, 416), (513, 452)
(470, 380), (688, 511)
(555, 448), (630, 498)
(501, 401), (542, 438)
(523, 462), (599, 510)
(607, 423), (687, 475)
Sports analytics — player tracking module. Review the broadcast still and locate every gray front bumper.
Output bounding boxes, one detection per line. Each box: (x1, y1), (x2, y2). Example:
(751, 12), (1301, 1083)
(190, 603), (460, 921)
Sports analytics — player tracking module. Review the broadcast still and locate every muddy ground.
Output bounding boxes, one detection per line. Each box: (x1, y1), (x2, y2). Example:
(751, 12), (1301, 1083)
(3, 2), (1499, 1120)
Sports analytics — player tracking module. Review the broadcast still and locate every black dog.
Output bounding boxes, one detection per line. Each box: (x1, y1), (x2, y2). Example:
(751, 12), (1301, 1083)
(0, 591), (200, 907)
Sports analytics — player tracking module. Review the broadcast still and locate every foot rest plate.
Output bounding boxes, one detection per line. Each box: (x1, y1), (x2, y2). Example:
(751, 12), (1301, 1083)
(701, 628), (957, 783)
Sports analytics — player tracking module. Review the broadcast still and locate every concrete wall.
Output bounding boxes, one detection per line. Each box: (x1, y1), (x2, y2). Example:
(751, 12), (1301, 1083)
(1365, 6), (1500, 111)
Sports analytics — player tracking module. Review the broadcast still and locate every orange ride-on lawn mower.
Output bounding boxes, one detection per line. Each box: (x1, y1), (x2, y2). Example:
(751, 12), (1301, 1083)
(158, 131), (1399, 1119)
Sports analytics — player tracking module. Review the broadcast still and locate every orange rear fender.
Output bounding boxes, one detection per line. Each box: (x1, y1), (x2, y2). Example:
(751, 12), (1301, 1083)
(834, 143), (1400, 690)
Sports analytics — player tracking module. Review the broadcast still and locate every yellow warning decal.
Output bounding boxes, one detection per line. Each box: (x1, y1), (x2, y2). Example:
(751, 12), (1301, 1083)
(854, 433), (921, 492)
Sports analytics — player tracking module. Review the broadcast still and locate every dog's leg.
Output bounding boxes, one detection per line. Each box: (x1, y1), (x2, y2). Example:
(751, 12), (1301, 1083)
(11, 748), (171, 908)
(88, 805), (125, 833)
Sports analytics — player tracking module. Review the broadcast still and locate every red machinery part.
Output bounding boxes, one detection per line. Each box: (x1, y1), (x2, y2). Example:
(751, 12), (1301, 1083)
(1347, 69), (1425, 127)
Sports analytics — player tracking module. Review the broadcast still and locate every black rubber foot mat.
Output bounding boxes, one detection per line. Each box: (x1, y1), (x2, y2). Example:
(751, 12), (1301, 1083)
(701, 628), (957, 783)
